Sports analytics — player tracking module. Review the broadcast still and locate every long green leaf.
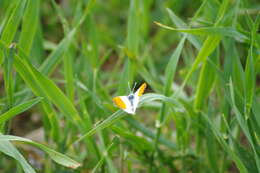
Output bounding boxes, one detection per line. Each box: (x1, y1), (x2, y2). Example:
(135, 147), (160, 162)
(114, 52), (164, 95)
(194, 50), (218, 111)
(14, 52), (83, 127)
(155, 22), (247, 42)
(0, 0), (26, 65)
(3, 44), (15, 109)
(175, 36), (221, 97)
(40, 29), (76, 75)
(245, 14), (260, 114)
(0, 0), (26, 44)
(0, 43), (85, 131)
(201, 113), (249, 173)
(166, 8), (201, 49)
(164, 36), (186, 95)
(91, 137), (119, 173)
(127, 0), (140, 57)
(0, 141), (36, 173)
(18, 0), (40, 55)
(39, 0), (96, 76)
(153, 36), (186, 153)
(0, 134), (81, 169)
(0, 97), (42, 124)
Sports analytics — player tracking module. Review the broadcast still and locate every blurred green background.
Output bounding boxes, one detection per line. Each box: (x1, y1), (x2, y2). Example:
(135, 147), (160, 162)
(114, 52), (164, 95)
(0, 0), (260, 172)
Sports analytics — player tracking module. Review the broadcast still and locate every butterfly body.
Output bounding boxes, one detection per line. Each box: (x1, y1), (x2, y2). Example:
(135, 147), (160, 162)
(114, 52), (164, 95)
(113, 83), (147, 114)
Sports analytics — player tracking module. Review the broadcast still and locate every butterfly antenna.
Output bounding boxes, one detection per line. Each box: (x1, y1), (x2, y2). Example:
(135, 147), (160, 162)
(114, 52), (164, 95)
(132, 82), (137, 92)
(128, 82), (131, 92)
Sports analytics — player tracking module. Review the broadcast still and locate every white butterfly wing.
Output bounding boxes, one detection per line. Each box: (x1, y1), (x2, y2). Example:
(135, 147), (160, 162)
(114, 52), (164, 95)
(113, 96), (135, 114)
(113, 83), (146, 115)
(120, 96), (135, 114)
(133, 83), (147, 113)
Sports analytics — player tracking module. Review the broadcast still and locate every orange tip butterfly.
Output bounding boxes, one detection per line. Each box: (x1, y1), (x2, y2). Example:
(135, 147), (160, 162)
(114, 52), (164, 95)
(113, 83), (147, 114)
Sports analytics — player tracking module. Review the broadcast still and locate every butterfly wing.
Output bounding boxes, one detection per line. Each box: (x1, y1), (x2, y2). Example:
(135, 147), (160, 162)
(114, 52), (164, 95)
(113, 96), (135, 114)
(133, 83), (147, 111)
(113, 83), (147, 114)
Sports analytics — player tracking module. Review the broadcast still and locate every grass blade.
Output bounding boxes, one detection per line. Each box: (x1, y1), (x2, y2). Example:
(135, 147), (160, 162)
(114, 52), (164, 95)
(0, 0), (26, 65)
(18, 0), (40, 55)
(0, 141), (36, 173)
(0, 43), (85, 133)
(155, 22), (247, 42)
(153, 36), (185, 153)
(0, 134), (81, 169)
(40, 0), (96, 76)
(201, 113), (249, 173)
(245, 14), (260, 114)
(0, 97), (42, 124)
(91, 137), (119, 173)
(166, 8), (201, 49)
(3, 44), (15, 109)
(0, 0), (26, 44)
(127, 0), (140, 57)
(176, 36), (221, 96)
(194, 49), (218, 111)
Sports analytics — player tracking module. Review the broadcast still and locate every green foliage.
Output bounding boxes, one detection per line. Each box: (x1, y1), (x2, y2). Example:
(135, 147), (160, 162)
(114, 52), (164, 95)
(0, 0), (259, 172)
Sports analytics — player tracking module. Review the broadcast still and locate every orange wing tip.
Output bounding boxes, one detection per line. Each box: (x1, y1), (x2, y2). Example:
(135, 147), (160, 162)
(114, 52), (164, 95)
(138, 83), (147, 96)
(113, 97), (126, 109)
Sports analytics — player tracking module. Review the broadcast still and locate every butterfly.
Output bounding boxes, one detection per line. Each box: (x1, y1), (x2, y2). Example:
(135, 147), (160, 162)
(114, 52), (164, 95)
(113, 83), (147, 114)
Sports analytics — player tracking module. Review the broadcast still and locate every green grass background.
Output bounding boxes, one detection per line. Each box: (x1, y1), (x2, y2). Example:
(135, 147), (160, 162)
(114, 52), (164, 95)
(0, 0), (260, 172)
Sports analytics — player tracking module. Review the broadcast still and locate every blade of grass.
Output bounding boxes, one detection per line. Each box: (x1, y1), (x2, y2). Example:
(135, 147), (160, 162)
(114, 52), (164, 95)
(194, 49), (218, 111)
(3, 44), (15, 109)
(229, 77), (260, 171)
(74, 110), (126, 144)
(201, 112), (249, 173)
(205, 122), (220, 173)
(18, 0), (40, 56)
(39, 0), (96, 76)
(127, 0), (140, 57)
(153, 36), (186, 155)
(166, 8), (202, 49)
(78, 88), (100, 161)
(118, 0), (142, 93)
(64, 50), (75, 101)
(174, 36), (221, 99)
(124, 116), (177, 150)
(233, 139), (258, 173)
(0, 141), (36, 173)
(229, 79), (252, 146)
(0, 97), (42, 124)
(13, 50), (84, 129)
(112, 126), (153, 152)
(0, 0), (25, 44)
(206, 52), (260, 172)
(0, 43), (85, 135)
(164, 37), (186, 96)
(0, 0), (26, 65)
(245, 14), (260, 114)
(40, 100), (60, 141)
(0, 134), (81, 169)
(50, 0), (70, 34)
(136, 62), (162, 92)
(96, 132), (118, 173)
(173, 0), (231, 99)
(155, 22), (247, 42)
(117, 59), (132, 95)
(0, 40), (60, 141)
(91, 137), (119, 173)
